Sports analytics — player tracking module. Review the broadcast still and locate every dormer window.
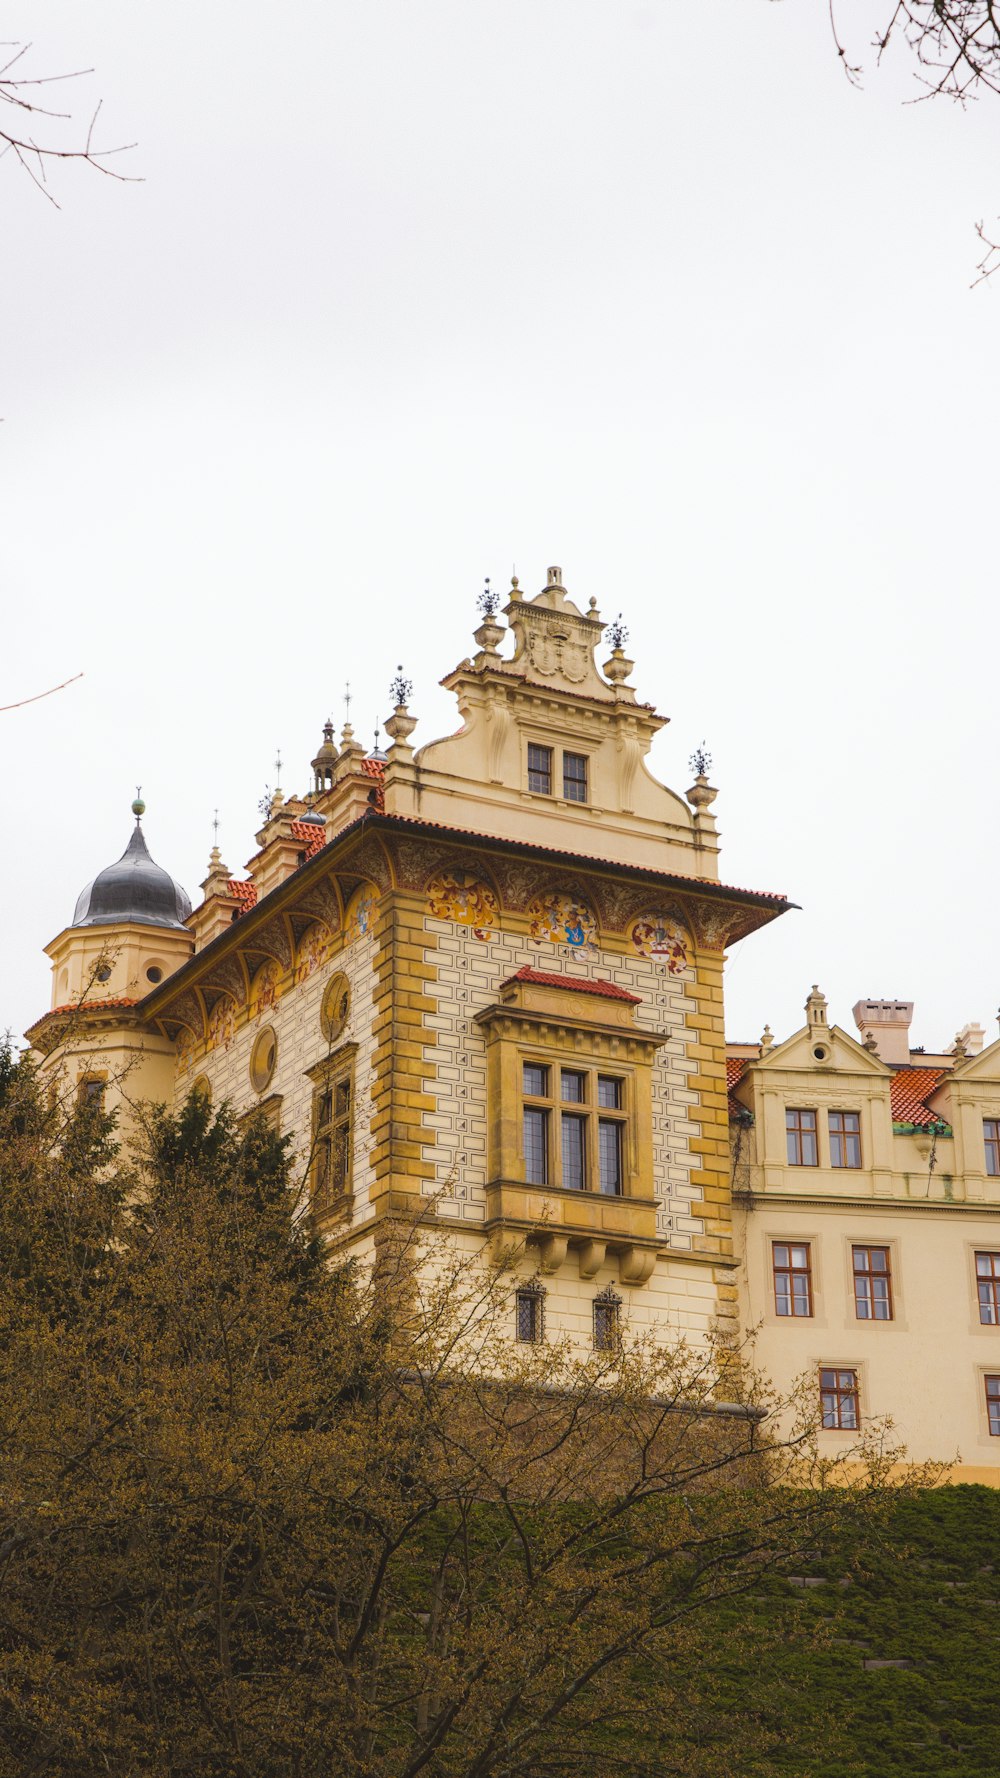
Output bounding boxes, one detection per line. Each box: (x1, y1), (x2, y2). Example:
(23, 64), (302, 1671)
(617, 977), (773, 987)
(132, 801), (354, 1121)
(527, 744), (553, 795)
(563, 751), (588, 802)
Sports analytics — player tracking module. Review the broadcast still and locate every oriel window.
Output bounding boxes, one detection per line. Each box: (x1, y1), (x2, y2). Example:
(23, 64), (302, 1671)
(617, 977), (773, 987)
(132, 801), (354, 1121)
(521, 1061), (628, 1195)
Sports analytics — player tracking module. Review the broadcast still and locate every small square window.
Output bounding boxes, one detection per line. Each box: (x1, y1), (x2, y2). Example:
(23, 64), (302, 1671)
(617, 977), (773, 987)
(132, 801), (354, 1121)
(516, 1286), (545, 1343)
(561, 1070), (586, 1103)
(597, 1076), (622, 1110)
(527, 744), (553, 795)
(563, 752), (588, 802)
(593, 1291), (621, 1351)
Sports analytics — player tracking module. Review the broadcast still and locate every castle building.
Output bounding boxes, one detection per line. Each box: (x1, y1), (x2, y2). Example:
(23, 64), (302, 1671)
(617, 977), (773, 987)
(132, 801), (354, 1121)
(26, 567), (787, 1361)
(29, 566), (1000, 1477)
(730, 994), (1000, 1481)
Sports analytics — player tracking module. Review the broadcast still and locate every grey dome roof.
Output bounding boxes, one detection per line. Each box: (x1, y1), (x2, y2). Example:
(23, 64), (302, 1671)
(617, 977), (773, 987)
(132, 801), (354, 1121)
(72, 822), (192, 931)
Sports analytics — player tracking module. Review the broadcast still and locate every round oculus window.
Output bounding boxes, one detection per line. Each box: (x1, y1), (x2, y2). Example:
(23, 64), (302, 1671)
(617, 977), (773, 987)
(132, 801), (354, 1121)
(250, 1026), (278, 1094)
(321, 973), (351, 1044)
(146, 965), (163, 984)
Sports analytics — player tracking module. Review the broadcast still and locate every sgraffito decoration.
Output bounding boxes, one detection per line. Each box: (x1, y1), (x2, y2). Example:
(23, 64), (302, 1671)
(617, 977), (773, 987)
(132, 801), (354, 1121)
(205, 998), (235, 1054)
(426, 872), (498, 941)
(175, 1026), (195, 1073)
(249, 959), (282, 1023)
(345, 884), (380, 942)
(631, 914), (691, 975)
(296, 922), (334, 984)
(527, 891), (598, 954)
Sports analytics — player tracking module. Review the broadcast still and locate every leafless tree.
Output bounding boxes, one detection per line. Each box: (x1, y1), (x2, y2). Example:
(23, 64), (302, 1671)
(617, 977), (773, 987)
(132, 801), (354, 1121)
(0, 40), (137, 205)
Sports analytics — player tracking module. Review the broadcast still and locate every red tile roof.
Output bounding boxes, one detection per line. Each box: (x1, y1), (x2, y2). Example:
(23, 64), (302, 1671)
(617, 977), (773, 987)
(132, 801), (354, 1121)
(49, 995), (139, 1015)
(726, 1054), (749, 1117)
(228, 878), (257, 907)
(502, 966), (642, 1003)
(889, 1065), (950, 1128)
(361, 757), (385, 779)
(288, 820), (327, 859)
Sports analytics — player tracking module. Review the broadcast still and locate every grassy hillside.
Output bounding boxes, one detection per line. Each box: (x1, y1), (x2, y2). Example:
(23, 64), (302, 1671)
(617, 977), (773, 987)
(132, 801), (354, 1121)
(700, 1486), (1000, 1776)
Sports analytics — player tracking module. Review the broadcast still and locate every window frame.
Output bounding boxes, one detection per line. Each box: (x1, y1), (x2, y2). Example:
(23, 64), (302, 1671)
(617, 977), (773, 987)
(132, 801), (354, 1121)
(515, 1280), (546, 1344)
(985, 1374), (1000, 1437)
(785, 1107), (819, 1167)
(819, 1365), (861, 1432)
(520, 1056), (630, 1196)
(562, 751), (589, 803)
(306, 1043), (358, 1216)
(852, 1244), (893, 1321)
(975, 1251), (1000, 1327)
(829, 1109), (862, 1169)
(593, 1287), (622, 1352)
(985, 1119), (1000, 1178)
(772, 1240), (813, 1318)
(527, 743), (553, 796)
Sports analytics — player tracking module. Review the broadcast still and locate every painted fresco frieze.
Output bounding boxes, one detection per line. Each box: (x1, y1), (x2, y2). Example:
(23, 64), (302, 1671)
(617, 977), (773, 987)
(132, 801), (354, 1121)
(426, 872), (498, 940)
(527, 890), (598, 955)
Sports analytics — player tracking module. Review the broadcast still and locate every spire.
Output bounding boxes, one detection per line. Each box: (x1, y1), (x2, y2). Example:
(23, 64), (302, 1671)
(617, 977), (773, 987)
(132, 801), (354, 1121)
(311, 717), (339, 792)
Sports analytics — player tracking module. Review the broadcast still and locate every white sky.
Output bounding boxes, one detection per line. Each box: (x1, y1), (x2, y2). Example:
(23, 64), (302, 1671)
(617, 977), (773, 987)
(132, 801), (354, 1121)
(4, 1), (998, 1053)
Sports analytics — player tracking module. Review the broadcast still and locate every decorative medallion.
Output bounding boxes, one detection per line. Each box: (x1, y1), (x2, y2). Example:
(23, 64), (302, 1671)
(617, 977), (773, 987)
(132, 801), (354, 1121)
(527, 891), (598, 954)
(249, 1025), (278, 1094)
(249, 958), (282, 1023)
(205, 998), (235, 1054)
(631, 914), (690, 975)
(426, 872), (498, 940)
(320, 972), (351, 1044)
(345, 884), (380, 942)
(296, 922), (334, 983)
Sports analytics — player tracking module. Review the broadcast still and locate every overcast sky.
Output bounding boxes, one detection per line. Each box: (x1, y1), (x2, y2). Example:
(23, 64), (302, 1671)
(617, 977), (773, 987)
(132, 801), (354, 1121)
(4, 0), (998, 1053)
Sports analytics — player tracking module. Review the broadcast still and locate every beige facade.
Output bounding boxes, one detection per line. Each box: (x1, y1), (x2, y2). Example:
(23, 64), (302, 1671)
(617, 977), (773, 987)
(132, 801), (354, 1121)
(26, 566), (785, 1370)
(731, 990), (1000, 1481)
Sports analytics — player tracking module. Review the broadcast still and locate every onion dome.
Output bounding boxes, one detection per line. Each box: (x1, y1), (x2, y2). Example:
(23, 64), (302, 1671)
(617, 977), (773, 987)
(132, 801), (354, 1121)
(72, 801), (191, 931)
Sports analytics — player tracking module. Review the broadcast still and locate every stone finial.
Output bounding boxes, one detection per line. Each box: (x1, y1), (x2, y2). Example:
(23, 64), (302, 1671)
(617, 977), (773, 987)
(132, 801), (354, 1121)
(805, 984), (829, 1030)
(863, 1029), (879, 1053)
(686, 774), (718, 814)
(951, 1032), (969, 1060)
(759, 1023), (774, 1058)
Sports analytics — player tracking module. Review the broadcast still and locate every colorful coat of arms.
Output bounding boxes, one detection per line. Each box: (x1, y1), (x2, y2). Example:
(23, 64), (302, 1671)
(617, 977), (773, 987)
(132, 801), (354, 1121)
(527, 892), (598, 953)
(346, 885), (379, 942)
(426, 873), (498, 941)
(631, 915), (689, 974)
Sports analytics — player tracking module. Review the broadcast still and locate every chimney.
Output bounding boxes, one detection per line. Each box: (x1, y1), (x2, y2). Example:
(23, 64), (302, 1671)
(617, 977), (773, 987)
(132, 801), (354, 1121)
(853, 999), (913, 1065)
(953, 1022), (985, 1058)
